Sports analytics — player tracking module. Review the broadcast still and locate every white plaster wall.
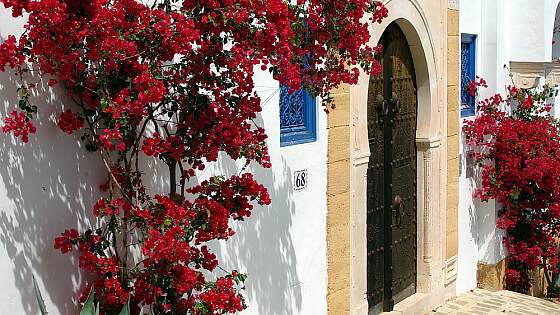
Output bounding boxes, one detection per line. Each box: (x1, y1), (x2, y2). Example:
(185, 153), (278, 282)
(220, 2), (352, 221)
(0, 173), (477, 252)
(0, 7), (328, 315)
(508, 0), (560, 62)
(549, 1), (560, 121)
(544, 0), (560, 61)
(457, 0), (506, 295)
(205, 69), (328, 315)
(458, 0), (560, 295)
(508, 0), (546, 62)
(553, 5), (560, 61)
(476, 0), (509, 265)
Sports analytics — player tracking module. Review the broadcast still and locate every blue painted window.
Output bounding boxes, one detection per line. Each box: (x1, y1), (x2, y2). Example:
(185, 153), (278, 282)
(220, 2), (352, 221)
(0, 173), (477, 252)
(461, 34), (477, 117)
(279, 85), (317, 146)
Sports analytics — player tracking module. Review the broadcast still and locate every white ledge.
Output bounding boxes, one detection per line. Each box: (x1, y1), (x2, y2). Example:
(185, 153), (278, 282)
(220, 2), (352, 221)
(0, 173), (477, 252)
(510, 61), (560, 88)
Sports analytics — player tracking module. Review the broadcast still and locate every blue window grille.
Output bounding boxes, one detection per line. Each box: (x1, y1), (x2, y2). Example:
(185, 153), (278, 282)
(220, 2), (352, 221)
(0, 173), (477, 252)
(461, 34), (477, 117)
(279, 85), (317, 146)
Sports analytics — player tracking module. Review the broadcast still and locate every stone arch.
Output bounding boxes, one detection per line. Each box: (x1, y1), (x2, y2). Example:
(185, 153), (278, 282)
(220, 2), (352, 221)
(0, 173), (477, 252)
(394, 18), (435, 139)
(552, 2), (560, 60)
(347, 2), (445, 314)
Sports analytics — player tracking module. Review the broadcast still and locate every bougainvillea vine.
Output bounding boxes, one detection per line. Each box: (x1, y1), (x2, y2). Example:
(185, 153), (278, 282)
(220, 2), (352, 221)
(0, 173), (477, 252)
(464, 81), (560, 293)
(0, 0), (387, 313)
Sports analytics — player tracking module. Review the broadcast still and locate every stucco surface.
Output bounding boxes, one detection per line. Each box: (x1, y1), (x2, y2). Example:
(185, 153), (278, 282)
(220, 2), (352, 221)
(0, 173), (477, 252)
(457, 0), (560, 296)
(0, 7), (329, 315)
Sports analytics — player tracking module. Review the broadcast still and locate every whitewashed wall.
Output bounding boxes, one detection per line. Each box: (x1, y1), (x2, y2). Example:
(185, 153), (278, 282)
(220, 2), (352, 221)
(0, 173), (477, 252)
(553, 4), (560, 60)
(0, 7), (328, 315)
(457, 0), (560, 295)
(457, 0), (482, 295)
(206, 69), (328, 315)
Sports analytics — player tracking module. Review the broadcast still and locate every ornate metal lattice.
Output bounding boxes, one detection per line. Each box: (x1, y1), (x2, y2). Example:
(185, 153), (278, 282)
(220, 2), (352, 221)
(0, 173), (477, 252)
(461, 38), (476, 116)
(279, 85), (305, 129)
(279, 84), (316, 146)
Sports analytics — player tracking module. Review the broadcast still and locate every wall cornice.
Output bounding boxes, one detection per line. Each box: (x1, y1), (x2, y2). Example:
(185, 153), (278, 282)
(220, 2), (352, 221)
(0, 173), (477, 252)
(510, 61), (560, 88)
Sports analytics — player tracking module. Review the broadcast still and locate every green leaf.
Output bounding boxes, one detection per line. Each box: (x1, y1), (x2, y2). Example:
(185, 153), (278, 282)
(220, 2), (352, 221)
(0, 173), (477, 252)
(80, 288), (95, 315)
(100, 98), (110, 110)
(164, 217), (173, 227)
(118, 298), (130, 315)
(32, 275), (48, 315)
(194, 302), (211, 314)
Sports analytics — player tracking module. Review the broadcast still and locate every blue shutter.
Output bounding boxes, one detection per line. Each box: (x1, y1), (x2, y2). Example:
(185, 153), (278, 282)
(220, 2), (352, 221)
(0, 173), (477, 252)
(279, 85), (317, 146)
(461, 34), (477, 117)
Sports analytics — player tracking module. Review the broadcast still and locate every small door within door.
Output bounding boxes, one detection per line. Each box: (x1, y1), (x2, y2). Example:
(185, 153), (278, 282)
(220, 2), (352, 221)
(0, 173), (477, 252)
(366, 22), (418, 313)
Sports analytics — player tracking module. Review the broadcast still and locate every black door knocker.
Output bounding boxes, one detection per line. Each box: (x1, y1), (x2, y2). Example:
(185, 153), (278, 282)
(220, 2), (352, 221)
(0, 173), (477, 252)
(392, 195), (404, 227)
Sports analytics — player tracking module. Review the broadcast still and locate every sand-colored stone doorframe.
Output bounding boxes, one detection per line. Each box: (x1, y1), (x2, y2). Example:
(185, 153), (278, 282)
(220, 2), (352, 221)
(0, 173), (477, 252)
(327, 0), (459, 315)
(349, 17), (447, 315)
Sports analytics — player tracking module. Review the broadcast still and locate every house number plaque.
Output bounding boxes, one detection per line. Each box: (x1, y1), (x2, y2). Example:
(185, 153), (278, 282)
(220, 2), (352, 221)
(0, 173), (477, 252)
(293, 169), (308, 191)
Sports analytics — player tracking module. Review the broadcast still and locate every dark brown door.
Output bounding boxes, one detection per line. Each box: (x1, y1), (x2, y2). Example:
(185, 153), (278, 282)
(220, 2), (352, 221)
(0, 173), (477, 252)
(366, 22), (418, 312)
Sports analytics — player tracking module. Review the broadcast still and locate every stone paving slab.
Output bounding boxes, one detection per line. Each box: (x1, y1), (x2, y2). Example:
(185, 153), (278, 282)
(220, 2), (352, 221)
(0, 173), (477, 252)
(429, 289), (560, 315)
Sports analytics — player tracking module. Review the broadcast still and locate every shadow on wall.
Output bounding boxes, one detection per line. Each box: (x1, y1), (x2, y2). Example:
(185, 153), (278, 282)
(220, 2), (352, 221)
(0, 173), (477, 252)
(462, 133), (503, 264)
(460, 135), (478, 250)
(0, 69), (105, 314)
(141, 89), (304, 314)
(0, 66), (302, 314)
(203, 128), (303, 313)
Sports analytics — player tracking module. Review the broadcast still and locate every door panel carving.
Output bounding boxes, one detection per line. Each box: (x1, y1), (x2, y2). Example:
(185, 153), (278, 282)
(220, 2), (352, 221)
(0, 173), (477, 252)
(366, 22), (418, 312)
(366, 54), (385, 307)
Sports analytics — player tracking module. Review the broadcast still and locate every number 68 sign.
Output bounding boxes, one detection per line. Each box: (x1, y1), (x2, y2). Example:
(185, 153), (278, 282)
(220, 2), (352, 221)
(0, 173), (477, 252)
(293, 169), (308, 191)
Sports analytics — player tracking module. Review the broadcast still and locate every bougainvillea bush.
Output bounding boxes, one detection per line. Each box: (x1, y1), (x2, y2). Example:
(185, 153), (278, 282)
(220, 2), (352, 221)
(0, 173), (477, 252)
(0, 0), (387, 313)
(464, 81), (560, 293)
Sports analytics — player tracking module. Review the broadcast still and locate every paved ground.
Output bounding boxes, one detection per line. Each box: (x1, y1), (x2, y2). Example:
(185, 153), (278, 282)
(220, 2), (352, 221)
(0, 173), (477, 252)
(430, 289), (560, 315)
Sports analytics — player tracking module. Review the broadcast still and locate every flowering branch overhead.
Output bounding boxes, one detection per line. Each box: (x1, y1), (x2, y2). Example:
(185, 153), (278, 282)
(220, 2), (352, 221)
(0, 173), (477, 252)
(0, 0), (387, 313)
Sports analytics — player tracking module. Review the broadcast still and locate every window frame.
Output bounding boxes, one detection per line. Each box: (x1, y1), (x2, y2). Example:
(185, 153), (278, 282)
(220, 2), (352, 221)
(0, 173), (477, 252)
(279, 86), (317, 147)
(461, 33), (477, 118)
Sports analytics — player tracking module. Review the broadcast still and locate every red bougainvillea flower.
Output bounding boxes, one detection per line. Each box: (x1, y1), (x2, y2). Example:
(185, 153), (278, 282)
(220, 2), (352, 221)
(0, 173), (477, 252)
(0, 35), (24, 71)
(54, 229), (79, 254)
(0, 0), (388, 312)
(2, 110), (36, 143)
(464, 80), (560, 292)
(466, 76), (487, 97)
(57, 110), (84, 134)
(99, 125), (125, 151)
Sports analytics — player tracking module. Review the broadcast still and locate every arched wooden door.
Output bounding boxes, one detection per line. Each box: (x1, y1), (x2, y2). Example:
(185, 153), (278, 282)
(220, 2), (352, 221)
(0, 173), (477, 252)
(366, 22), (418, 312)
